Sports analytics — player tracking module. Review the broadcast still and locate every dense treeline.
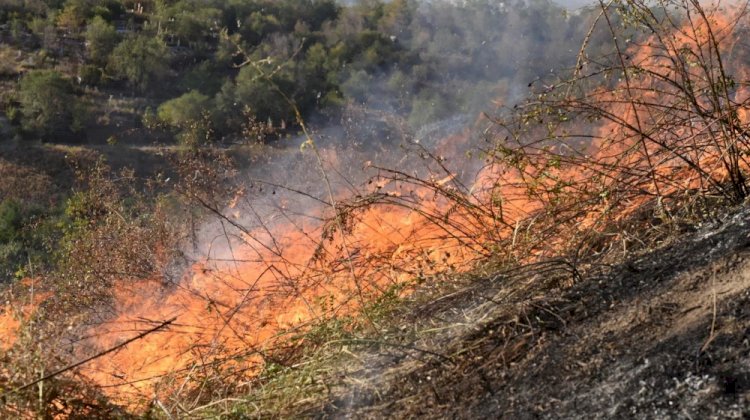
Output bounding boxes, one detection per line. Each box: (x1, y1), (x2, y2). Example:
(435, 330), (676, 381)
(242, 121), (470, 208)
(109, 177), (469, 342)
(0, 0), (594, 145)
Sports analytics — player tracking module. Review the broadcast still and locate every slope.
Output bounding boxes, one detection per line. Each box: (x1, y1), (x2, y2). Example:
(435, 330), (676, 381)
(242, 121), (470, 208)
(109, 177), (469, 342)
(316, 204), (750, 418)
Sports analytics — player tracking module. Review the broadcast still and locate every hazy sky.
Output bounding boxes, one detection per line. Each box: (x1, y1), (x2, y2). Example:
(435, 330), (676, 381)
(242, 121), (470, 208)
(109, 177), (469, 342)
(552, 0), (596, 10)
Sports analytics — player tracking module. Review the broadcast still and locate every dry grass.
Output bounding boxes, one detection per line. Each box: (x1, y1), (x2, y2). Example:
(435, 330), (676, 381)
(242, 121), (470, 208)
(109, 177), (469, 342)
(0, 44), (24, 78)
(193, 1), (750, 416)
(3, 1), (750, 417)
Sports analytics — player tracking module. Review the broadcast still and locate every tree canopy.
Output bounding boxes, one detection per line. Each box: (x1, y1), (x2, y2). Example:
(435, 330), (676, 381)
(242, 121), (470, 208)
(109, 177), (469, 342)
(2, 0), (593, 142)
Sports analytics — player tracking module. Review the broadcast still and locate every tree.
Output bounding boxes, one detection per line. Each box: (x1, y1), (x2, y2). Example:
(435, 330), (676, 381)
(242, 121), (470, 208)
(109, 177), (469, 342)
(154, 1), (222, 51)
(57, 0), (91, 30)
(157, 90), (214, 146)
(216, 63), (294, 129)
(18, 70), (81, 139)
(85, 16), (119, 65)
(108, 35), (170, 93)
(299, 42), (341, 108)
(57, 0), (124, 30)
(157, 90), (211, 127)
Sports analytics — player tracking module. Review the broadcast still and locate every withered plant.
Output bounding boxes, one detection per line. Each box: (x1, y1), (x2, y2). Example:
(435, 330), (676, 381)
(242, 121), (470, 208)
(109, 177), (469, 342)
(6, 1), (750, 417)
(137, 2), (750, 414)
(476, 0), (750, 261)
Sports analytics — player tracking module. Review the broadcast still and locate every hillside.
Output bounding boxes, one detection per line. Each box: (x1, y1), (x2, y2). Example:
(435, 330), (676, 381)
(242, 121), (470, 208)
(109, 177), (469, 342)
(315, 204), (750, 418)
(3, 0), (750, 418)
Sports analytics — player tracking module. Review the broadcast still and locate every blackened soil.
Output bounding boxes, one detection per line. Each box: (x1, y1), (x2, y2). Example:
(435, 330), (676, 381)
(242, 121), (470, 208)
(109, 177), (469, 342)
(320, 206), (750, 419)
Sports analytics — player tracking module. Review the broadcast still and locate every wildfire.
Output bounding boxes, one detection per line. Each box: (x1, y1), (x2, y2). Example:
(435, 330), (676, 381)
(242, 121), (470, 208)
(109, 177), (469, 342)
(3, 1), (750, 415)
(78, 134), (498, 408)
(0, 278), (48, 351)
(72, 4), (748, 404)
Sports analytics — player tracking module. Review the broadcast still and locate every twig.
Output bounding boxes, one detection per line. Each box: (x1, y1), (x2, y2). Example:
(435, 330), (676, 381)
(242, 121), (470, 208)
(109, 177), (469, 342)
(700, 267), (718, 353)
(326, 338), (453, 365)
(5, 316), (177, 395)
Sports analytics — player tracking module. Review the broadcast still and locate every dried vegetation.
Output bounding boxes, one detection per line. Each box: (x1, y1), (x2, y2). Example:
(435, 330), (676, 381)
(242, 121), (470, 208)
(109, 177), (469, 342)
(4, 0), (750, 417)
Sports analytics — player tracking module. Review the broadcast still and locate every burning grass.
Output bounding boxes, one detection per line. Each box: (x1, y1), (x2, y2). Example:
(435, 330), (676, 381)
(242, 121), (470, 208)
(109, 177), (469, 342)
(4, 0), (750, 416)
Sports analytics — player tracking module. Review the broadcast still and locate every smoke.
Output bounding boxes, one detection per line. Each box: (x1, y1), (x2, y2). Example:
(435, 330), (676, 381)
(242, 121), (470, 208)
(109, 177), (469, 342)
(74, 0), (611, 408)
(551, 0), (596, 10)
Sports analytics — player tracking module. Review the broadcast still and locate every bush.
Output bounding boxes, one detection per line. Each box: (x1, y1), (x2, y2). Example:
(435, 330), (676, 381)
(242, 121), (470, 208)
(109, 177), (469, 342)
(0, 199), (23, 280)
(157, 91), (212, 128)
(108, 35), (170, 93)
(5, 105), (20, 125)
(85, 16), (119, 65)
(79, 64), (103, 86)
(158, 91), (214, 146)
(0, 198), (21, 243)
(0, 240), (24, 280)
(233, 64), (294, 124)
(18, 70), (81, 140)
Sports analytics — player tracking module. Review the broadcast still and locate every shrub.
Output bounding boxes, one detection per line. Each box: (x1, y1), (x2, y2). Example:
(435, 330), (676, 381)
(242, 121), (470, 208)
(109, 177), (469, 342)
(0, 198), (21, 243)
(18, 70), (81, 140)
(157, 91), (212, 128)
(78, 64), (103, 86)
(85, 16), (119, 65)
(158, 91), (214, 146)
(108, 35), (170, 93)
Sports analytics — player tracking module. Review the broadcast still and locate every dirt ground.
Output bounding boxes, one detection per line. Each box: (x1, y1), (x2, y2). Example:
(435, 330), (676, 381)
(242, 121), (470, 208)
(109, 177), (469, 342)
(318, 205), (750, 419)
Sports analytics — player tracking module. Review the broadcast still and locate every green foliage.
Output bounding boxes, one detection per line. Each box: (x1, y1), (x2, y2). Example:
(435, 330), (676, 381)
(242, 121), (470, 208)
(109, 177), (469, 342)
(0, 198), (60, 281)
(179, 60), (225, 95)
(93, 0), (125, 21)
(56, 0), (124, 28)
(85, 16), (119, 65)
(0, 198), (21, 243)
(215, 62), (294, 130)
(18, 70), (81, 139)
(158, 90), (214, 146)
(0, 240), (24, 278)
(341, 69), (372, 103)
(57, 0), (91, 29)
(3, 0), (592, 141)
(158, 90), (211, 127)
(108, 35), (170, 93)
(141, 106), (161, 130)
(78, 64), (103, 86)
(235, 65), (290, 122)
(154, 0), (222, 51)
(5, 105), (20, 125)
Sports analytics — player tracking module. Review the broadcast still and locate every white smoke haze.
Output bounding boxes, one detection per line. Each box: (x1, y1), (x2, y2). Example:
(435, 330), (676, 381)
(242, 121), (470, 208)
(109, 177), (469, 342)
(167, 0), (604, 315)
(73, 0), (617, 406)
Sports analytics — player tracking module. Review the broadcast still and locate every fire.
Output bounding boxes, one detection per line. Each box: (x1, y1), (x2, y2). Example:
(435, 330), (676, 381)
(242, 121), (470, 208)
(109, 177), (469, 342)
(78, 144), (499, 408)
(79, 4), (750, 403)
(3, 1), (750, 415)
(0, 309), (22, 351)
(0, 278), (48, 351)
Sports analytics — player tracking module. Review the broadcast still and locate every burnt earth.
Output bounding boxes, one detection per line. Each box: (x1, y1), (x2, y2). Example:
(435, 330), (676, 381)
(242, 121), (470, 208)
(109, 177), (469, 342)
(319, 206), (750, 419)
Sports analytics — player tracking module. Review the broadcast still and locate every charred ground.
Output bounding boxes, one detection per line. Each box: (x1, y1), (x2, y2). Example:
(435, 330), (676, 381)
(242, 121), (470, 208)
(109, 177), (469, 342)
(311, 204), (750, 418)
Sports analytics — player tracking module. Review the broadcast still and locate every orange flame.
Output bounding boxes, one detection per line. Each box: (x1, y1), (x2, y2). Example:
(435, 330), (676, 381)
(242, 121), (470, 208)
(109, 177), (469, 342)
(3, 3), (750, 414)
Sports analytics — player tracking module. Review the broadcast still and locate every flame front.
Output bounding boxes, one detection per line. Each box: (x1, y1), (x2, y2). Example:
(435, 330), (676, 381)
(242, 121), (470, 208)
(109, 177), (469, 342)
(77, 5), (750, 405)
(4, 1), (750, 413)
(80, 132), (502, 407)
